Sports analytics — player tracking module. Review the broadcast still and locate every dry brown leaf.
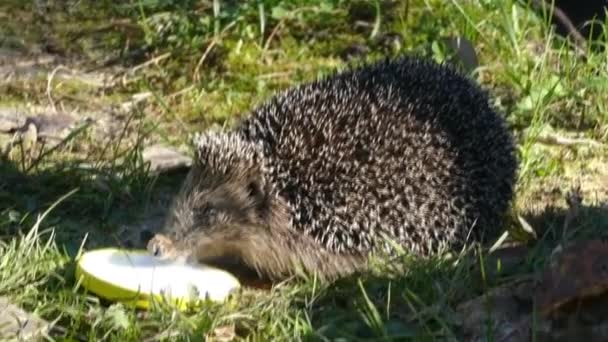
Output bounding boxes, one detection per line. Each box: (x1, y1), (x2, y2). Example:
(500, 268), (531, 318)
(536, 240), (608, 316)
(457, 279), (534, 342)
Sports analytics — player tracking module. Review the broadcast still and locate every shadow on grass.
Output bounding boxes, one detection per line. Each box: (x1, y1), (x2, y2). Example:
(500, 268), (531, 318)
(0, 151), (188, 255)
(1, 138), (607, 340)
(296, 201), (608, 341)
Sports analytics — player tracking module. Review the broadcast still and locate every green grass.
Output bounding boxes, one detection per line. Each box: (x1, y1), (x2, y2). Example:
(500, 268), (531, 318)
(1, 0), (608, 340)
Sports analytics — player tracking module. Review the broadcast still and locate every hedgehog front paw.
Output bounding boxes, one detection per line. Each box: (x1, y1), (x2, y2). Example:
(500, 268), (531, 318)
(147, 234), (177, 259)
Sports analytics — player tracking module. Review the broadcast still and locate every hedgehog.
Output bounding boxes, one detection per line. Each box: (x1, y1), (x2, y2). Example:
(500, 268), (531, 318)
(147, 56), (518, 283)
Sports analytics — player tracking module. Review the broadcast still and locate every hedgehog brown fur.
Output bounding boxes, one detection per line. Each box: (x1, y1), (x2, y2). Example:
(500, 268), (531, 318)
(147, 56), (518, 283)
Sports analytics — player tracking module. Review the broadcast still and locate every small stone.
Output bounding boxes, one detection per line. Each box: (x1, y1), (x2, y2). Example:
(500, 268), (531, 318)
(375, 32), (404, 52)
(26, 113), (76, 141)
(142, 144), (192, 173)
(0, 109), (27, 132)
(340, 44), (370, 61)
(206, 325), (236, 342)
(0, 297), (50, 340)
(0, 108), (83, 148)
(442, 36), (479, 74)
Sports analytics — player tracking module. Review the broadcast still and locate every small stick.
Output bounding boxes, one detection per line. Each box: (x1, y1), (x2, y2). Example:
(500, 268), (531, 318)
(535, 133), (605, 148)
(121, 52), (171, 86)
(530, 0), (588, 54)
(46, 65), (70, 114)
(193, 21), (237, 81)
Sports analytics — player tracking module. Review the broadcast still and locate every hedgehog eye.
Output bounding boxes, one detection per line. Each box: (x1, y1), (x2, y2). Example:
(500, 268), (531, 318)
(204, 206), (217, 216)
(195, 206), (216, 221)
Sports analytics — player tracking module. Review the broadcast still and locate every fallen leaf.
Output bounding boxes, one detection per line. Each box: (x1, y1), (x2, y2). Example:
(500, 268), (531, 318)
(457, 279), (534, 342)
(535, 240), (608, 316)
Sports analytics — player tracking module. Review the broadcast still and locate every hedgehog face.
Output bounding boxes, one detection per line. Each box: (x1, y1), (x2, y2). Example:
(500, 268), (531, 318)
(150, 132), (273, 261)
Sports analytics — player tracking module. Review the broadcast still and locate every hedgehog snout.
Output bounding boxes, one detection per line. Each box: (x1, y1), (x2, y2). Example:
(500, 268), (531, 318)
(146, 233), (176, 258)
(146, 232), (200, 265)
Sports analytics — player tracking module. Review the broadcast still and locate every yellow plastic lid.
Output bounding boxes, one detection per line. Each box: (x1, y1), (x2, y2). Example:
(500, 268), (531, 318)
(75, 248), (241, 310)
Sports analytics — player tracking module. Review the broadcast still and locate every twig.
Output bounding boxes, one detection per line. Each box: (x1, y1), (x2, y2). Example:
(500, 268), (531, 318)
(193, 39), (219, 81)
(535, 133), (605, 148)
(193, 20), (237, 81)
(260, 5), (341, 55)
(167, 85), (195, 99)
(262, 19), (286, 54)
(120, 91), (153, 112)
(46, 65), (70, 114)
(121, 52), (171, 86)
(255, 71), (294, 80)
(128, 52), (171, 74)
(530, 0), (588, 54)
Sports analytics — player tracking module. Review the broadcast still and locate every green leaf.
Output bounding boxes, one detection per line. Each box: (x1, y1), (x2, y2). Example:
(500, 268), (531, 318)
(271, 5), (291, 20)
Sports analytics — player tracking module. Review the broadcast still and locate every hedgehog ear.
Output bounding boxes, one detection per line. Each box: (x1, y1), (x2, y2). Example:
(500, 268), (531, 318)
(246, 180), (261, 199)
(245, 176), (265, 199)
(244, 174), (271, 212)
